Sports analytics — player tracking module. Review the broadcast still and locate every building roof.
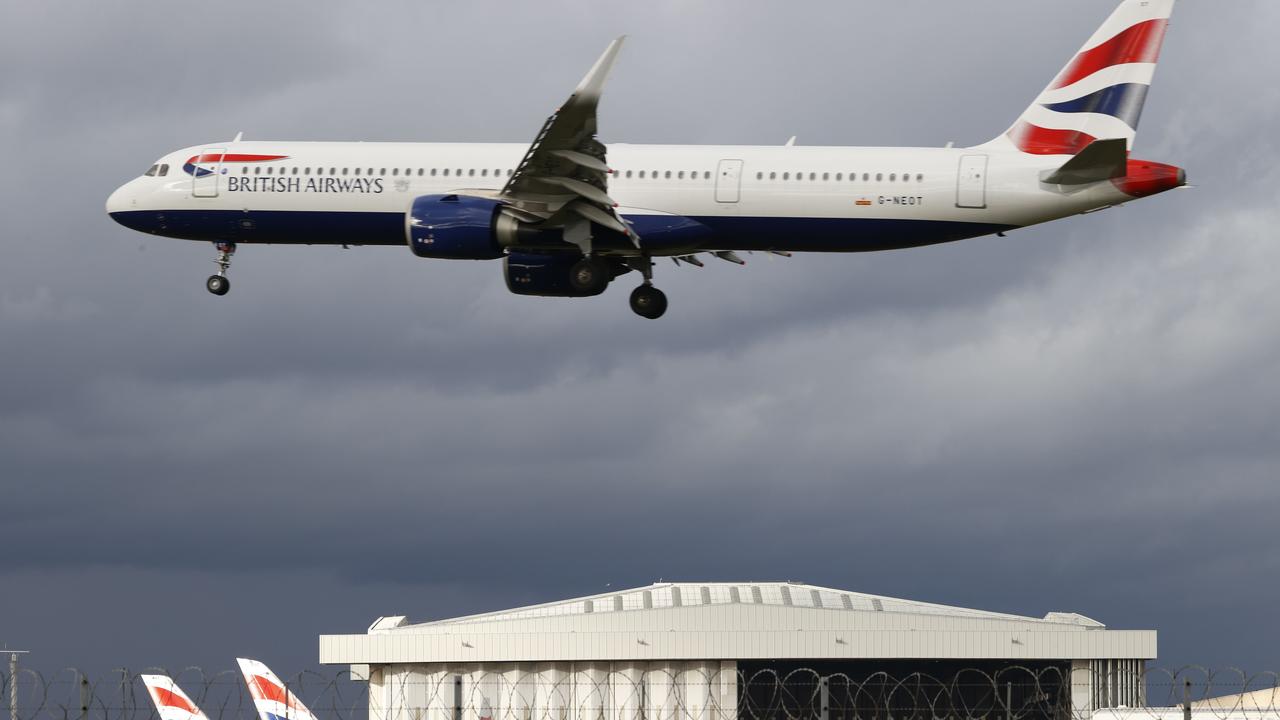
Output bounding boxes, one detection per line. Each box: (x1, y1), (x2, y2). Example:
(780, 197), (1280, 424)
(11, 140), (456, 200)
(319, 582), (1155, 666)
(396, 581), (1105, 630)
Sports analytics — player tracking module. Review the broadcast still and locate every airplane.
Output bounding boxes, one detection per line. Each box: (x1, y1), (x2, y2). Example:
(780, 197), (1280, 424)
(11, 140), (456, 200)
(236, 657), (321, 720)
(140, 674), (212, 720)
(106, 0), (1186, 320)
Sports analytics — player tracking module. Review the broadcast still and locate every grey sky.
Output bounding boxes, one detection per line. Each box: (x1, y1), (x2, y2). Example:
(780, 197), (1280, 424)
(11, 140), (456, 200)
(2, 0), (1279, 685)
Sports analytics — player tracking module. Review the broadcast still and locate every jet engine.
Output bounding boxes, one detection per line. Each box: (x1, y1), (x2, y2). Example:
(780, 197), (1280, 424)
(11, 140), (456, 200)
(504, 252), (630, 297)
(406, 194), (520, 260)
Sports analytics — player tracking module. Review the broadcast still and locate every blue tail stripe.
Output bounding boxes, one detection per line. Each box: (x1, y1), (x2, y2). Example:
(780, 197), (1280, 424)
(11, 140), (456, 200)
(266, 712), (290, 720)
(1042, 83), (1150, 130)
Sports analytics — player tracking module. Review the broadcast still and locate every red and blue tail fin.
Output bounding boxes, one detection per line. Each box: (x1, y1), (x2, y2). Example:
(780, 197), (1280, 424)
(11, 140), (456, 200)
(985, 0), (1177, 155)
(236, 658), (320, 720)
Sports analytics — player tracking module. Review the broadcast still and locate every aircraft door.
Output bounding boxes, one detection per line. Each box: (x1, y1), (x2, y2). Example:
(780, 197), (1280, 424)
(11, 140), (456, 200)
(956, 154), (988, 209)
(191, 148), (225, 198)
(715, 159), (744, 203)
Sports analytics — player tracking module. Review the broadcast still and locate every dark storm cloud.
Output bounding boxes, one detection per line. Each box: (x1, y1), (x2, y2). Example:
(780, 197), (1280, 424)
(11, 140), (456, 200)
(2, 0), (1279, 682)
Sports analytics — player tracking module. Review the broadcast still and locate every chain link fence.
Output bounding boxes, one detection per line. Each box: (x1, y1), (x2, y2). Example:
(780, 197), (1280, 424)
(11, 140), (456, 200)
(2, 666), (1277, 720)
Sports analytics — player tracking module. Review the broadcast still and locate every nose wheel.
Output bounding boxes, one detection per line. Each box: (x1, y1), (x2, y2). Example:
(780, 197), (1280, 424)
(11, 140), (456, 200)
(206, 242), (236, 296)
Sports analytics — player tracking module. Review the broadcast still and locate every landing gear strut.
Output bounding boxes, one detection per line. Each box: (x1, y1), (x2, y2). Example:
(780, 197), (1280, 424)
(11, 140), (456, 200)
(628, 256), (668, 320)
(206, 242), (235, 296)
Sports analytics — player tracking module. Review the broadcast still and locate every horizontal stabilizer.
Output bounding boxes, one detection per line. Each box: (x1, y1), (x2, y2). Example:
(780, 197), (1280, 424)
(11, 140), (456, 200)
(1042, 138), (1129, 185)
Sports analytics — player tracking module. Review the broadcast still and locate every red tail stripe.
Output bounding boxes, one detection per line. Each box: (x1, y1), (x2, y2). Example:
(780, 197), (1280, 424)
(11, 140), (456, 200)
(1051, 19), (1169, 90)
(1007, 121), (1098, 156)
(251, 675), (290, 705)
(152, 687), (197, 714)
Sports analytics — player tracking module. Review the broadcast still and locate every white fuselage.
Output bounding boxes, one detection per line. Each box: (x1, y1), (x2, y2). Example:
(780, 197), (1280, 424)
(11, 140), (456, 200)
(106, 140), (1140, 254)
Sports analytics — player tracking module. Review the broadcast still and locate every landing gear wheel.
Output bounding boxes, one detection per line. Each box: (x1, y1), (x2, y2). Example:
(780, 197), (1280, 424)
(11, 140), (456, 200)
(206, 275), (230, 296)
(569, 257), (610, 295)
(630, 285), (668, 319)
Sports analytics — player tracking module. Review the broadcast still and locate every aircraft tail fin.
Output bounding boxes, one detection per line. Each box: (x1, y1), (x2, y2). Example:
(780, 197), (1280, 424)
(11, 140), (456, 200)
(236, 658), (320, 720)
(985, 0), (1177, 155)
(140, 675), (212, 720)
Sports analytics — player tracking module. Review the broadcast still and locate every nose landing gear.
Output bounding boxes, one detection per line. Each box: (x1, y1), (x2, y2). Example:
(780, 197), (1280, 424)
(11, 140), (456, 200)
(206, 242), (235, 296)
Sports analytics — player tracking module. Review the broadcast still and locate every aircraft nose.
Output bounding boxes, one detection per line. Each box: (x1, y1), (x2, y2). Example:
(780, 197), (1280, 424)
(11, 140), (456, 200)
(106, 185), (129, 215)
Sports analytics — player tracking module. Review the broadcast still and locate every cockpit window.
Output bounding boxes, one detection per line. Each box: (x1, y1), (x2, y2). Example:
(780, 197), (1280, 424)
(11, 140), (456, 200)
(157, 164), (170, 177)
(144, 164), (159, 177)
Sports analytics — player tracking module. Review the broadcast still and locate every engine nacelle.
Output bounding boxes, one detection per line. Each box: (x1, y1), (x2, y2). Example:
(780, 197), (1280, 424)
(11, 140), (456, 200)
(407, 194), (507, 260)
(504, 252), (629, 297)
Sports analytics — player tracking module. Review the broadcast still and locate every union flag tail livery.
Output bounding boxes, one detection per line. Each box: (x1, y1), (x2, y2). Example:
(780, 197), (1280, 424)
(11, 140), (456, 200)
(236, 658), (320, 720)
(140, 675), (211, 720)
(994, 0), (1176, 155)
(106, 0), (1190, 320)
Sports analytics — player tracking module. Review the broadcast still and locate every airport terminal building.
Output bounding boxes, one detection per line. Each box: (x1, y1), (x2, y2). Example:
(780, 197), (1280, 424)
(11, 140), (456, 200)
(319, 582), (1155, 720)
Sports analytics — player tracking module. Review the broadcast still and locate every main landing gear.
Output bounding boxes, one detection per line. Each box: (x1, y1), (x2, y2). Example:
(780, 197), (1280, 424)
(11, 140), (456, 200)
(627, 255), (667, 320)
(206, 242), (235, 296)
(569, 254), (668, 319)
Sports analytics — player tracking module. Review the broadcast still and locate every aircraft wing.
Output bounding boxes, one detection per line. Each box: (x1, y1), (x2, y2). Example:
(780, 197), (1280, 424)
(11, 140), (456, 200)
(499, 37), (637, 251)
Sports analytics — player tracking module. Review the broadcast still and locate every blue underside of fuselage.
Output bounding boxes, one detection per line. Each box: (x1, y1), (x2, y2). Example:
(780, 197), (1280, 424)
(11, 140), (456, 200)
(108, 210), (1015, 253)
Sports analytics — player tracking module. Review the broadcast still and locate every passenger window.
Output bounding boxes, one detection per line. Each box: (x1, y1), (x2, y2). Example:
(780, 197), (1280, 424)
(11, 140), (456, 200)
(468, 169), (475, 177)
(664, 171), (671, 179)
(291, 167), (298, 175)
(481, 169), (489, 177)
(392, 168), (399, 176)
(769, 172), (776, 180)
(255, 167), (262, 175)
(876, 173), (883, 182)
(418, 169), (424, 176)
(822, 173), (829, 181)
(638, 171), (646, 179)
(625, 170), (633, 178)
(354, 168), (361, 176)
(443, 169), (450, 176)
(889, 174), (896, 182)
(783, 172), (790, 180)
(917, 174), (924, 182)
(796, 173), (803, 181)
(342, 168), (348, 176)
(836, 173), (843, 181)
(704, 171), (711, 180)
(430, 169), (437, 176)
(756, 172), (763, 180)
(810, 172), (817, 181)
(678, 171), (685, 179)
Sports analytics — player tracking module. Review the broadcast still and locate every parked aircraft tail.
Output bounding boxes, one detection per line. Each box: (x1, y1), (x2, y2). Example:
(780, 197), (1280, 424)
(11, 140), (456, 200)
(140, 675), (211, 720)
(236, 658), (320, 720)
(986, 0), (1177, 155)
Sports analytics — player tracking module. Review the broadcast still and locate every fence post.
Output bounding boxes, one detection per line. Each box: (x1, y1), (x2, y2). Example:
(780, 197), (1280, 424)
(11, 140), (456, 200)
(1005, 683), (1012, 720)
(1182, 680), (1191, 720)
(81, 673), (90, 720)
(8, 652), (17, 720)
